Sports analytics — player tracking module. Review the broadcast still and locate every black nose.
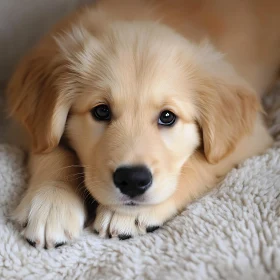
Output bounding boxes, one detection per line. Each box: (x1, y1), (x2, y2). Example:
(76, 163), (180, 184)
(113, 166), (152, 198)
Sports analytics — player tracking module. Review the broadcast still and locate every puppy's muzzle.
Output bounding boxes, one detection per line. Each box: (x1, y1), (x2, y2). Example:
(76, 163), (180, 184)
(113, 165), (152, 198)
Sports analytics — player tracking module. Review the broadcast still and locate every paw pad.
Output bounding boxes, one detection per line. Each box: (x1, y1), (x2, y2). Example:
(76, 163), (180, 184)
(26, 238), (37, 248)
(54, 242), (66, 248)
(118, 234), (132, 240)
(146, 226), (160, 233)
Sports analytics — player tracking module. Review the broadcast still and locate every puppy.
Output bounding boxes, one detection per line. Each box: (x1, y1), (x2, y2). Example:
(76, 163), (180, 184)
(6, 0), (280, 248)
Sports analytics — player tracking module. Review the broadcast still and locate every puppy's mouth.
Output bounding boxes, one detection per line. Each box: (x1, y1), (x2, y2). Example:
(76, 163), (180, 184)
(124, 201), (138, 206)
(121, 196), (147, 206)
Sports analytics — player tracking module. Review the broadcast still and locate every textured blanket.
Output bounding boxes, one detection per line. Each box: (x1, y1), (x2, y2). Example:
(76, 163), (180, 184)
(0, 86), (279, 279)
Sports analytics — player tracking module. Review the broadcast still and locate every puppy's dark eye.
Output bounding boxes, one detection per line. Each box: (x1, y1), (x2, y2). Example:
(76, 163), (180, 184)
(91, 104), (111, 121)
(158, 110), (176, 126)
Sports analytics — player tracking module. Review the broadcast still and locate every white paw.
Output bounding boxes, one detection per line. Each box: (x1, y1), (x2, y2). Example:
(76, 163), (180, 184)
(92, 205), (167, 240)
(11, 182), (86, 249)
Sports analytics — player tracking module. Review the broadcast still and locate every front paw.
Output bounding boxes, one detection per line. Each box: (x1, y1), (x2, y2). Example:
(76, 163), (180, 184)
(92, 205), (166, 239)
(11, 182), (86, 249)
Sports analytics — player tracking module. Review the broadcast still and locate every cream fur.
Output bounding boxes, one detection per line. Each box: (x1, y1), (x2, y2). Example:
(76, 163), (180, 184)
(6, 0), (279, 247)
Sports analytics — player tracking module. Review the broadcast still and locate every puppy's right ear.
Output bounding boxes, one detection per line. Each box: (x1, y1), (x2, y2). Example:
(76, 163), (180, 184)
(6, 38), (71, 153)
(6, 18), (103, 153)
(5, 19), (95, 153)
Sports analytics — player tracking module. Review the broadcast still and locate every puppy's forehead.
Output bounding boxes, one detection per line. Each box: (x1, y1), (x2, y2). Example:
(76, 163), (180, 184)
(70, 23), (195, 114)
(94, 38), (187, 106)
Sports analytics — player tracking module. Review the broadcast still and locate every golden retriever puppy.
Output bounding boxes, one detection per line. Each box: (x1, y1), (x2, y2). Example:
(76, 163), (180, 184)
(6, 0), (280, 248)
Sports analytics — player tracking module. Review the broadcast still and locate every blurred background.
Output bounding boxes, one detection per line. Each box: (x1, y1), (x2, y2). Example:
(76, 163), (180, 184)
(0, 0), (94, 86)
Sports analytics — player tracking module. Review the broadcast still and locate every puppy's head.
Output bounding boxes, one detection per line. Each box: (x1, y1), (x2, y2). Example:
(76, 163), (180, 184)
(7, 20), (259, 207)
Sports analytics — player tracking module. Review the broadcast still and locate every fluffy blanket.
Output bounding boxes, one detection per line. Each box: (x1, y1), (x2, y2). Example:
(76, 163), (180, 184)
(0, 87), (279, 279)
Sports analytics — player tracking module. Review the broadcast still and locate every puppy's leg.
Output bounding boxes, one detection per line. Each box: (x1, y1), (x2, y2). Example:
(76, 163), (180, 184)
(12, 147), (86, 249)
(92, 198), (179, 239)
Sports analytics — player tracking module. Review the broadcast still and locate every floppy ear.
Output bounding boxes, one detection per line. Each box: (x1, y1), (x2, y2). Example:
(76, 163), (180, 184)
(6, 22), (101, 153)
(6, 39), (71, 153)
(196, 77), (260, 164)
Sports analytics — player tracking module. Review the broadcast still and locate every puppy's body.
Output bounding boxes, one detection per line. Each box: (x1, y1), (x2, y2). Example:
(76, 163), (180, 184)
(155, 0), (280, 94)
(6, 0), (279, 247)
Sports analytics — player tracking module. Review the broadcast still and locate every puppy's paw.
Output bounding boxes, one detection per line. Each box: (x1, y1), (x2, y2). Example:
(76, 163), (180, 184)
(11, 182), (85, 249)
(92, 205), (167, 239)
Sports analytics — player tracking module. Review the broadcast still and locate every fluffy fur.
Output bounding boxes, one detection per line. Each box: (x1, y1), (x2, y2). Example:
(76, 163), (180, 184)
(6, 0), (280, 248)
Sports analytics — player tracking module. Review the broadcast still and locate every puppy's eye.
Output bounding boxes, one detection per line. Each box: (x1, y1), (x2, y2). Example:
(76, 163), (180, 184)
(158, 110), (176, 126)
(91, 104), (111, 121)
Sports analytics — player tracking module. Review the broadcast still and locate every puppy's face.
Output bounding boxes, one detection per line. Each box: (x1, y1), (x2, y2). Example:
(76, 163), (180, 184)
(66, 23), (200, 206)
(7, 21), (258, 208)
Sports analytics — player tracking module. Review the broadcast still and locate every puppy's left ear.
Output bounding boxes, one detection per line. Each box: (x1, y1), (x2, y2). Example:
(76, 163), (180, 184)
(196, 76), (260, 164)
